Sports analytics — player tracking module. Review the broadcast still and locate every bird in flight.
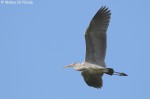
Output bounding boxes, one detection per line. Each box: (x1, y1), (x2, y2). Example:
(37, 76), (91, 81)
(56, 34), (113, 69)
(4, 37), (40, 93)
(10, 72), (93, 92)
(65, 6), (127, 89)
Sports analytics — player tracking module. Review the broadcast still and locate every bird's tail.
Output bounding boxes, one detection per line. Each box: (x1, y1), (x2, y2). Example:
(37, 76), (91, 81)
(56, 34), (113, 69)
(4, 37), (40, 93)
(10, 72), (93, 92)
(105, 68), (128, 76)
(105, 68), (114, 75)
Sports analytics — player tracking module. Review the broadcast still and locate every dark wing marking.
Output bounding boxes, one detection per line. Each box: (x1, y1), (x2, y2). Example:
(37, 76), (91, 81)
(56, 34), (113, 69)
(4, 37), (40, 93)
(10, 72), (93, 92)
(81, 71), (103, 88)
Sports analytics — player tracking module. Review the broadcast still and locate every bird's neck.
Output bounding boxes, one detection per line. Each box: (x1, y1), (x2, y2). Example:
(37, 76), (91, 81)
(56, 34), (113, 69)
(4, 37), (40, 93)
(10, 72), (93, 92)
(74, 64), (85, 71)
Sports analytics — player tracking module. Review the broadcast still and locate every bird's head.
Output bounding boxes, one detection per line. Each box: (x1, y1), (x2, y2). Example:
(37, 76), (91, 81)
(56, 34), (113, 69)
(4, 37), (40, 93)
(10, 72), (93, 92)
(64, 63), (81, 71)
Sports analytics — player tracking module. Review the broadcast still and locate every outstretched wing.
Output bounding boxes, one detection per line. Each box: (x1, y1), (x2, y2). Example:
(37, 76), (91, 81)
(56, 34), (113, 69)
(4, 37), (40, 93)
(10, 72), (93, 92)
(81, 71), (103, 88)
(85, 6), (111, 66)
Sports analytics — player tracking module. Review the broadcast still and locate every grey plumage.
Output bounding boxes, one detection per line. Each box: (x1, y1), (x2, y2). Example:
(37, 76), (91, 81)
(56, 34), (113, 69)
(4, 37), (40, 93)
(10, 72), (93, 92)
(65, 6), (127, 89)
(83, 6), (110, 88)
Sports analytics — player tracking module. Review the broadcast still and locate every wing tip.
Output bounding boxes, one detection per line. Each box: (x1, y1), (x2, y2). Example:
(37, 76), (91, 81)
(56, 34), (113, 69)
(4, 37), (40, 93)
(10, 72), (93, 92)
(99, 6), (111, 15)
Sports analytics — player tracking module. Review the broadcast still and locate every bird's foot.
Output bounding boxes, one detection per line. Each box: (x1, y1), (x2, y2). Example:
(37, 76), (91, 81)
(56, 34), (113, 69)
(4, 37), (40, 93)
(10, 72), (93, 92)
(114, 72), (128, 76)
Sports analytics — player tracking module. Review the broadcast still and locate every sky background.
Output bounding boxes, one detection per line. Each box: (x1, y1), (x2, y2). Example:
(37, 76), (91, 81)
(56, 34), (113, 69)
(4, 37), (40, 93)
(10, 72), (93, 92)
(0, 0), (150, 99)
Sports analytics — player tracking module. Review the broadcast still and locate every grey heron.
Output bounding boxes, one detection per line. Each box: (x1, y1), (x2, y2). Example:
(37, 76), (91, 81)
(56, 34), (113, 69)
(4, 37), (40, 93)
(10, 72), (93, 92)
(65, 6), (127, 89)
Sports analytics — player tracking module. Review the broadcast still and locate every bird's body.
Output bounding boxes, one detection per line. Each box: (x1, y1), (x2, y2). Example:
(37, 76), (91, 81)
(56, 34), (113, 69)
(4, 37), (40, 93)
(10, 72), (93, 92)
(65, 6), (127, 89)
(74, 62), (106, 73)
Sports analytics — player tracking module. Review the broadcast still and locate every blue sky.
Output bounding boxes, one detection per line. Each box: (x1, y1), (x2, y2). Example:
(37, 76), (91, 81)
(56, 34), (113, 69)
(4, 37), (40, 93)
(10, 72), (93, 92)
(0, 0), (150, 99)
